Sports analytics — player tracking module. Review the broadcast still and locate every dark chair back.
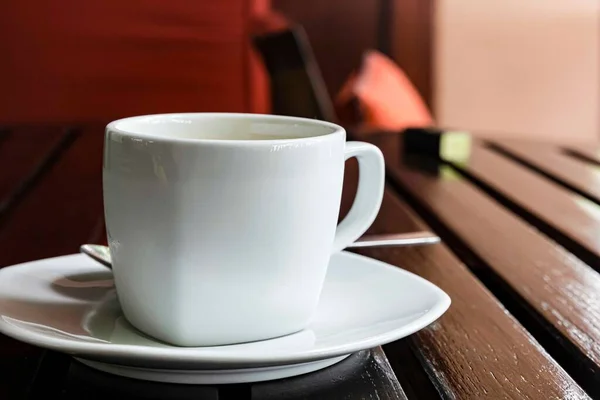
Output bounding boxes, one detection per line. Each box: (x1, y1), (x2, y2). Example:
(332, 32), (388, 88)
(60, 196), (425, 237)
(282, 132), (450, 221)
(253, 25), (337, 123)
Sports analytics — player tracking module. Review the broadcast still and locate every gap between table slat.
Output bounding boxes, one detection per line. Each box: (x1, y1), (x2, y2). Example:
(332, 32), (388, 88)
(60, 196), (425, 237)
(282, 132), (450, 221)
(3, 130), (590, 399)
(32, 145), (409, 400)
(453, 142), (600, 270)
(360, 134), (600, 397)
(387, 167), (600, 397)
(487, 140), (600, 205)
(346, 182), (589, 398)
(382, 339), (441, 400)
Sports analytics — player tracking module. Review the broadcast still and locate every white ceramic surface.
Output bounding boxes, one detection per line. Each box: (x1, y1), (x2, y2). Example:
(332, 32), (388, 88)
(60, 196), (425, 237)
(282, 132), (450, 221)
(76, 356), (349, 384)
(0, 252), (450, 384)
(103, 113), (385, 346)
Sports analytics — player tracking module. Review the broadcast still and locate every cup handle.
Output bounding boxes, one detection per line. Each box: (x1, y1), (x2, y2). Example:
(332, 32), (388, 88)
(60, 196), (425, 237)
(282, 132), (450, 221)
(332, 141), (385, 253)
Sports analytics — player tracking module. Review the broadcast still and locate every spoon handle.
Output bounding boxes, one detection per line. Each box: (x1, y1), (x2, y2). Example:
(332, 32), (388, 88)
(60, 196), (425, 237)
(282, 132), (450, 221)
(80, 244), (113, 268)
(80, 231), (440, 269)
(348, 232), (440, 248)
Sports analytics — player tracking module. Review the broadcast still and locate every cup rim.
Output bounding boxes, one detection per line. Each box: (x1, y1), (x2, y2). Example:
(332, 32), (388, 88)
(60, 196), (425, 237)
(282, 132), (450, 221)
(106, 113), (345, 145)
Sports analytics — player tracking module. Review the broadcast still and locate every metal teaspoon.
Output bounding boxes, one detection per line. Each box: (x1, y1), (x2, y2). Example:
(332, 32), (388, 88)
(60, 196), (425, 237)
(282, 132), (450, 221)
(80, 231), (440, 269)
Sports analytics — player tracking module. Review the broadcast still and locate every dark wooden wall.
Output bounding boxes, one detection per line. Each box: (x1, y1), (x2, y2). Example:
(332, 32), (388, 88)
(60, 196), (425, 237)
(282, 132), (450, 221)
(274, 0), (434, 109)
(273, 0), (379, 99)
(390, 0), (433, 109)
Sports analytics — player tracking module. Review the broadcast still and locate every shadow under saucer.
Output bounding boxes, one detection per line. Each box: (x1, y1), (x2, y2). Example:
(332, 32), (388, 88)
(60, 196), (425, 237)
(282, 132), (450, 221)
(63, 349), (388, 400)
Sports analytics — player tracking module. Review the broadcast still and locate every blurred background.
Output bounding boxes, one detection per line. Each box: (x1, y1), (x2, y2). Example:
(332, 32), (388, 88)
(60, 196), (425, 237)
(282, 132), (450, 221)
(1, 0), (598, 143)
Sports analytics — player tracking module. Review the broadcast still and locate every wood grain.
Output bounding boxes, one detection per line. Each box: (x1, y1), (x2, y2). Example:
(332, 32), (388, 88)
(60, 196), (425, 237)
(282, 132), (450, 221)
(489, 140), (600, 204)
(395, 164), (600, 394)
(0, 130), (408, 399)
(59, 166), (591, 399)
(355, 188), (589, 399)
(353, 133), (600, 396)
(341, 138), (591, 398)
(453, 142), (600, 269)
(0, 128), (591, 398)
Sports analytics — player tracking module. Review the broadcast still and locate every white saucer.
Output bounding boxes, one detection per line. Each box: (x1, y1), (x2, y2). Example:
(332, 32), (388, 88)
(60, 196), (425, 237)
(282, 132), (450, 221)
(0, 251), (450, 384)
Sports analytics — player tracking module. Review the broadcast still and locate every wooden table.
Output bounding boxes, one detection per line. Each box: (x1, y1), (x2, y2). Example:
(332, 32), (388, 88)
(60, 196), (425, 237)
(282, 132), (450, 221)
(0, 126), (598, 399)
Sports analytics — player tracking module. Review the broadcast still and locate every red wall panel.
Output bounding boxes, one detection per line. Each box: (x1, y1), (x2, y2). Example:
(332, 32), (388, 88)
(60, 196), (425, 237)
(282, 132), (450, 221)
(0, 1), (266, 125)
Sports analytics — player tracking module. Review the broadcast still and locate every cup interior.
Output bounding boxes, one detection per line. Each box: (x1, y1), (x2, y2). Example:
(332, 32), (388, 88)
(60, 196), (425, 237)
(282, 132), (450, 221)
(108, 113), (340, 141)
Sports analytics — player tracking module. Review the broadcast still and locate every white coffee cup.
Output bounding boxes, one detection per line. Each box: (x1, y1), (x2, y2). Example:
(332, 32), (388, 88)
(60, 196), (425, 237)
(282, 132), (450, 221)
(103, 113), (384, 347)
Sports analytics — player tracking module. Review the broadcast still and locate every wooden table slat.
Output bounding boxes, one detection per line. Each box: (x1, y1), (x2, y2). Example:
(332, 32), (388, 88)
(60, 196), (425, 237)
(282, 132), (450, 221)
(371, 147), (600, 396)
(450, 142), (600, 270)
(489, 140), (600, 205)
(0, 146), (411, 399)
(349, 183), (589, 398)
(0, 128), (596, 399)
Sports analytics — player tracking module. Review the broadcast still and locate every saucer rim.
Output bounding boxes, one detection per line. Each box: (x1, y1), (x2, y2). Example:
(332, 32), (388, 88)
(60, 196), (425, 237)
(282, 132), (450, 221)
(0, 251), (451, 368)
(75, 354), (351, 384)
